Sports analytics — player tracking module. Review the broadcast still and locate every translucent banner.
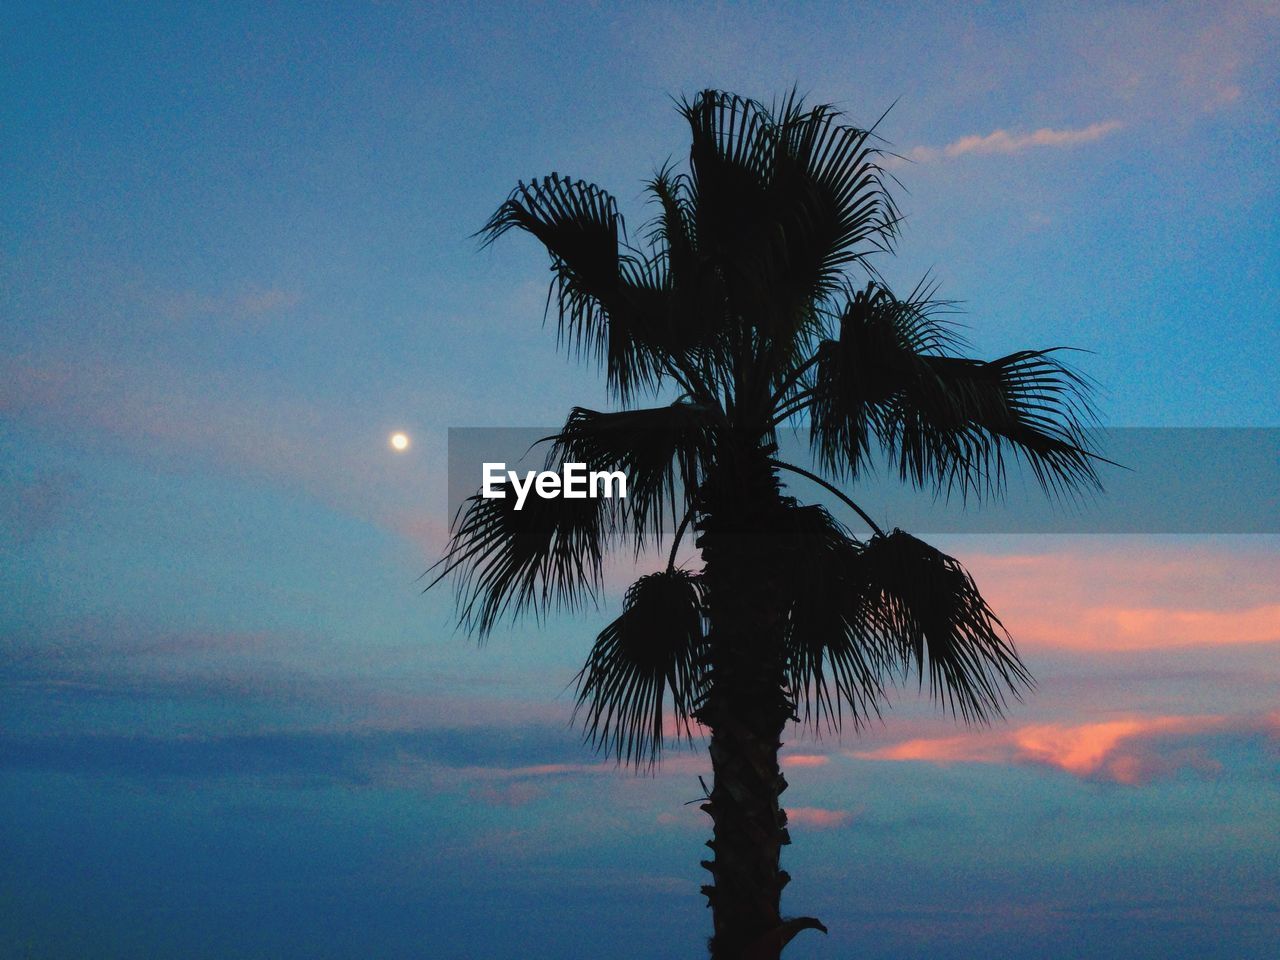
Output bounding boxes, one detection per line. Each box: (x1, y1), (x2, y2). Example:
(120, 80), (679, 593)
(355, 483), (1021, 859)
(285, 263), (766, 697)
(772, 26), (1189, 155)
(447, 427), (1279, 535)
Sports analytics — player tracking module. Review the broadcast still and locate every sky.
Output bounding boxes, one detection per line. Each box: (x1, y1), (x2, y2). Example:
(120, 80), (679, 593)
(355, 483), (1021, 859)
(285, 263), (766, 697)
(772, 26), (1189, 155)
(2, 2), (1278, 958)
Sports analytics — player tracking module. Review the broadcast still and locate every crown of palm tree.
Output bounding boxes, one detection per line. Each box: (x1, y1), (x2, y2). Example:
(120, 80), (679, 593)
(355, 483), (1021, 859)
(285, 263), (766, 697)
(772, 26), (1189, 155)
(429, 89), (1102, 768)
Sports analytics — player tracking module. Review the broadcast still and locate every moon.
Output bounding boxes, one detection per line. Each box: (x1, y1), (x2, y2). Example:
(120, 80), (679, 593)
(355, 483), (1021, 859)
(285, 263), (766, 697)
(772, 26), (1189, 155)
(390, 432), (410, 452)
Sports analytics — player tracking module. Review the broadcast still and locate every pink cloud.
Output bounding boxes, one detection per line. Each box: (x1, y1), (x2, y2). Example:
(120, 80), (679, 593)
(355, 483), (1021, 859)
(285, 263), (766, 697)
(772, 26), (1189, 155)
(1010, 603), (1280, 652)
(948, 121), (1124, 155)
(783, 753), (830, 768)
(469, 781), (545, 807)
(435, 762), (613, 781)
(1172, 4), (1267, 112)
(1012, 717), (1223, 783)
(787, 806), (855, 829)
(388, 509), (451, 560)
(852, 713), (1276, 785)
(232, 287), (302, 317)
(0, 355), (337, 483)
(655, 806), (706, 830)
(0, 470), (78, 543)
(855, 733), (1010, 766)
(960, 545), (1280, 653)
(909, 121), (1122, 162)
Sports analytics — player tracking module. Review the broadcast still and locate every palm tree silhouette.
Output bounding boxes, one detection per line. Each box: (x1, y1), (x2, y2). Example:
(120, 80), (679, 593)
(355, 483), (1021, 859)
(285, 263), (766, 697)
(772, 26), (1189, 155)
(430, 90), (1101, 959)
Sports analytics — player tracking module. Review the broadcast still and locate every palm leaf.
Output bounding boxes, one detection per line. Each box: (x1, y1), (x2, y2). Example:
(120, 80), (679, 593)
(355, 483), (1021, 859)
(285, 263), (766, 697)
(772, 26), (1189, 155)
(641, 165), (733, 377)
(574, 569), (709, 767)
(772, 503), (892, 731)
(547, 400), (718, 547)
(479, 174), (675, 400)
(853, 530), (1032, 723)
(892, 349), (1099, 497)
(644, 162), (698, 286)
(808, 281), (1101, 497)
(770, 503), (1030, 727)
(680, 90), (899, 342)
(427, 479), (612, 637)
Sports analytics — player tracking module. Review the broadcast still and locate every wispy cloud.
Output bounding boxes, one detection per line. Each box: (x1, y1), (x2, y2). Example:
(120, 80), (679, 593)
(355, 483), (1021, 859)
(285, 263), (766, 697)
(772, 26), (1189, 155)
(852, 713), (1278, 785)
(782, 753), (830, 768)
(156, 285), (302, 325)
(468, 781), (546, 807)
(909, 120), (1123, 162)
(960, 545), (1280, 653)
(787, 806), (856, 829)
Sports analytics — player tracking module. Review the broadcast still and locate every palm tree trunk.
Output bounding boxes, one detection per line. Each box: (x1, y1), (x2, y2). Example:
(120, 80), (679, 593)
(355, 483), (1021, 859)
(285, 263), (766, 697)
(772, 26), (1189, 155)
(700, 688), (792, 958)
(695, 449), (824, 958)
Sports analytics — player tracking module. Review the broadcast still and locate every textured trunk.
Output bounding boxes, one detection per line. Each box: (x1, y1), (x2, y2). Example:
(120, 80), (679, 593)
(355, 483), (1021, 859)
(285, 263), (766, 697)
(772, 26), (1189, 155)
(701, 693), (792, 959)
(695, 444), (825, 959)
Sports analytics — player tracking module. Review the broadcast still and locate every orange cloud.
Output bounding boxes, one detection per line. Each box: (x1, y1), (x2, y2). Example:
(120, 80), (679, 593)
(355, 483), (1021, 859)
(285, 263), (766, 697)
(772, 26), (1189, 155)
(1106, 605), (1279, 647)
(1015, 603), (1280, 652)
(960, 545), (1280, 653)
(852, 714), (1273, 785)
(1013, 717), (1223, 783)
(858, 734), (1009, 766)
(783, 754), (830, 768)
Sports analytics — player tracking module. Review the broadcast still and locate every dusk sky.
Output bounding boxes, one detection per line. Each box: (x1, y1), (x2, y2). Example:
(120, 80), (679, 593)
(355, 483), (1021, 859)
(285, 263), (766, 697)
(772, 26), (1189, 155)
(2, 3), (1278, 958)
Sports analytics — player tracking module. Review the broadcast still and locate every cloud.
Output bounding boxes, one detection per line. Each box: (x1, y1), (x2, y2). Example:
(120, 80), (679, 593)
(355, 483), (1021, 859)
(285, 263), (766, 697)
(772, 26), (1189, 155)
(444, 761), (614, 780)
(782, 753), (830, 768)
(852, 713), (1278, 785)
(469, 780), (546, 807)
(0, 354), (339, 486)
(1168, 2), (1273, 112)
(960, 544), (1280, 653)
(1100, 604), (1279, 648)
(156, 285), (302, 325)
(909, 121), (1123, 162)
(0, 723), (622, 793)
(947, 121), (1124, 156)
(0, 730), (375, 786)
(1, 615), (593, 748)
(787, 806), (856, 829)
(1007, 602), (1280, 653)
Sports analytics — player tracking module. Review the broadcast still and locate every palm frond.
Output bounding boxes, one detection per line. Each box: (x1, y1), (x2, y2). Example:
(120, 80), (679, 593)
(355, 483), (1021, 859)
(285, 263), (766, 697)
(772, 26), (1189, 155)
(808, 281), (1101, 498)
(574, 569), (709, 767)
(772, 503), (892, 731)
(769, 503), (1030, 728)
(427, 479), (612, 638)
(853, 530), (1032, 723)
(478, 174), (674, 400)
(679, 90), (899, 337)
(892, 349), (1100, 497)
(772, 96), (901, 298)
(548, 400), (718, 548)
(641, 165), (734, 379)
(644, 162), (697, 281)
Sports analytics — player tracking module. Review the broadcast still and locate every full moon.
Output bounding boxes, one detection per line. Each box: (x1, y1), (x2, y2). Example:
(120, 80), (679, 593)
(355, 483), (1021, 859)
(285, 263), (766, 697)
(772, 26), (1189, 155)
(390, 432), (410, 452)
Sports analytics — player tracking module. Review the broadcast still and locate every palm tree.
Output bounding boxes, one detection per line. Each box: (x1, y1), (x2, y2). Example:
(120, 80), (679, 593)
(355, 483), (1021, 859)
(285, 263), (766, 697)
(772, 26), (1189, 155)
(429, 90), (1100, 959)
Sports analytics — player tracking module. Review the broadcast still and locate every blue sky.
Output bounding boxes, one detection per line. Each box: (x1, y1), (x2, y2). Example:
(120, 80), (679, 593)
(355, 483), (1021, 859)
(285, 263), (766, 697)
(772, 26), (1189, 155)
(2, 3), (1278, 958)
